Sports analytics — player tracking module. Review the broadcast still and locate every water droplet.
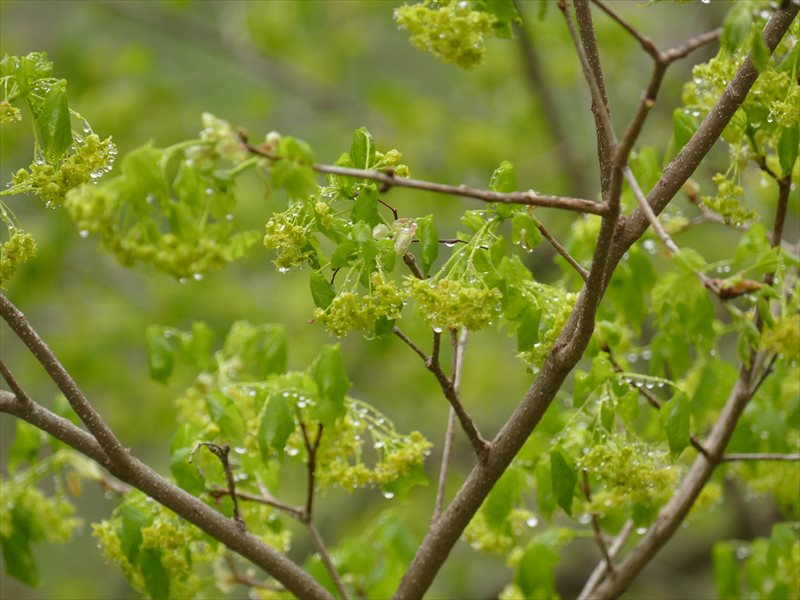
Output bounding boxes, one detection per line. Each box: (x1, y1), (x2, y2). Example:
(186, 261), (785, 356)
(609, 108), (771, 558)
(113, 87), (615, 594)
(432, 326), (443, 333)
(79, 229), (89, 238)
(178, 277), (187, 284)
(382, 491), (395, 499)
(374, 441), (384, 449)
(645, 382), (655, 390)
(205, 187), (214, 196)
(578, 513), (592, 525)
(233, 447), (246, 455)
(278, 267), (289, 274)
(193, 273), (203, 281)
(641, 349), (652, 361)
(627, 353), (639, 364)
(146, 194), (156, 204)
(225, 213), (234, 221)
(636, 526), (648, 535)
(444, 241), (457, 248)
(526, 516), (539, 528)
(735, 546), (750, 559)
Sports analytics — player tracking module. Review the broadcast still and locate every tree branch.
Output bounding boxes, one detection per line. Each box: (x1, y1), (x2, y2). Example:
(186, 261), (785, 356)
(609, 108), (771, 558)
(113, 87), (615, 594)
(191, 442), (246, 530)
(578, 520), (633, 599)
(580, 470), (615, 574)
(590, 0), (659, 59)
(0, 293), (132, 468)
(0, 390), (333, 599)
(536, 219), (589, 282)
(307, 521), (348, 600)
(239, 134), (606, 216)
(393, 6), (797, 598)
(721, 453), (800, 462)
(433, 328), (468, 523)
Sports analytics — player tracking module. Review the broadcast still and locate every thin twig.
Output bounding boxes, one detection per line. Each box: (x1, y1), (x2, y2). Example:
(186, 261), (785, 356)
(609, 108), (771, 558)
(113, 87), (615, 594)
(392, 327), (429, 362)
(624, 166), (679, 255)
(590, 0), (659, 58)
(192, 442), (246, 530)
(663, 28), (723, 62)
(580, 470), (615, 574)
(721, 453), (800, 462)
(308, 522), (349, 600)
(239, 134), (606, 216)
(536, 220), (589, 281)
(578, 520), (634, 599)
(224, 554), (284, 591)
(558, 0), (616, 152)
(209, 486), (306, 520)
(433, 329), (468, 523)
(0, 359), (33, 405)
(299, 423), (323, 522)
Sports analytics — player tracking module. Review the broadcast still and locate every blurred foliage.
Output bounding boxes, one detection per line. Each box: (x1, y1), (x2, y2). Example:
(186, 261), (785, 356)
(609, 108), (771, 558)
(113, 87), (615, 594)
(1, 1), (798, 599)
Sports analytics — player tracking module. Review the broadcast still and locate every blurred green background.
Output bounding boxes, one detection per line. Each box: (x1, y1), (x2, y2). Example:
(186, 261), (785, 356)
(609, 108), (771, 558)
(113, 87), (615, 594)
(0, 1), (793, 598)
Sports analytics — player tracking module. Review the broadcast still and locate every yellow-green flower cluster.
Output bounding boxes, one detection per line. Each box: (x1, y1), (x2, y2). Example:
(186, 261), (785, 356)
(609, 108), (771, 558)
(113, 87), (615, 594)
(394, 0), (497, 69)
(464, 508), (536, 555)
(0, 99), (21, 124)
(407, 277), (502, 332)
(701, 173), (757, 225)
(374, 148), (411, 178)
(314, 275), (405, 337)
(316, 408), (431, 492)
(518, 289), (578, 366)
(10, 134), (116, 207)
(578, 441), (677, 514)
(0, 229), (37, 288)
(198, 112), (248, 164)
(263, 212), (312, 270)
(763, 313), (800, 361)
(0, 480), (81, 542)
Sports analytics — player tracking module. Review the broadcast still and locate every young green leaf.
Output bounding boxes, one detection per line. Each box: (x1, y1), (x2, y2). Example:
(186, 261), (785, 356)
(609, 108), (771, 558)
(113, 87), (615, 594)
(712, 543), (739, 600)
(550, 447), (577, 516)
(673, 109), (697, 154)
(489, 160), (516, 193)
(750, 28), (770, 72)
(352, 185), (381, 226)
(1, 522), (39, 587)
(310, 344), (351, 425)
(8, 420), (41, 474)
(259, 392), (296, 460)
(37, 86), (72, 161)
(204, 390), (247, 442)
(417, 214), (438, 274)
(778, 124), (799, 177)
(139, 548), (170, 600)
(145, 326), (176, 383)
(119, 503), (148, 565)
(310, 270), (336, 309)
(351, 127), (376, 170)
(662, 390), (690, 458)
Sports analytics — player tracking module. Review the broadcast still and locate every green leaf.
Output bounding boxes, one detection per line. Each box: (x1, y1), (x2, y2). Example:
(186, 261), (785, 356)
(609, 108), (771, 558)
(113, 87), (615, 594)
(140, 548), (170, 600)
(1, 523), (39, 587)
(223, 322), (287, 379)
(204, 390), (247, 442)
(482, 467), (525, 529)
(673, 109), (697, 154)
(662, 390), (690, 458)
(490, 160), (517, 193)
(169, 426), (206, 495)
(271, 160), (317, 200)
(276, 136), (314, 164)
(417, 214), (438, 274)
(119, 503), (148, 565)
(516, 304), (541, 353)
(750, 28), (770, 72)
(778, 124), (799, 177)
(310, 270), (336, 309)
(309, 344), (351, 426)
(259, 392), (296, 460)
(511, 211), (542, 250)
(352, 185), (380, 226)
(8, 420), (41, 473)
(350, 127), (375, 170)
(36, 86), (72, 162)
(145, 325), (176, 383)
(721, 6), (752, 55)
(536, 461), (555, 521)
(550, 447), (577, 516)
(514, 540), (559, 598)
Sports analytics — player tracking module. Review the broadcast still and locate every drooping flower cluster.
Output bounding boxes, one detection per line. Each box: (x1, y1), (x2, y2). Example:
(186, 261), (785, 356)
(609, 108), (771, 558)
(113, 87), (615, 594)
(9, 134), (116, 207)
(407, 276), (501, 332)
(701, 172), (757, 226)
(263, 210), (314, 270)
(314, 273), (405, 337)
(0, 99), (21, 124)
(0, 228), (37, 288)
(394, 0), (497, 69)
